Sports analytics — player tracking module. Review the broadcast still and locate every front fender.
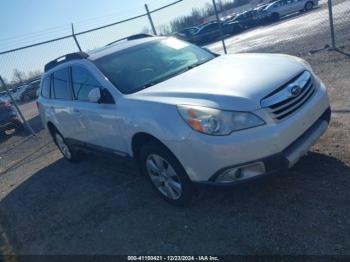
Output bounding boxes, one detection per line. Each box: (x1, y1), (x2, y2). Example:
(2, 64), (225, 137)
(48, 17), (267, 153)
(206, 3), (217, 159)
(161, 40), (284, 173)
(118, 100), (192, 157)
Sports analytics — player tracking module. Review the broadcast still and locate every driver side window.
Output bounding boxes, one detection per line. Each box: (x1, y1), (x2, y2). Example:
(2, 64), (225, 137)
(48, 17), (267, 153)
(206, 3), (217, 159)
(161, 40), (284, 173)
(71, 66), (102, 101)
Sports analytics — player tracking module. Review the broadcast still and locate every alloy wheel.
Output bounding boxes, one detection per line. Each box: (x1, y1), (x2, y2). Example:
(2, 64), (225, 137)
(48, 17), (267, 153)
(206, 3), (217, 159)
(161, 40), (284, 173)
(146, 154), (182, 200)
(55, 133), (72, 160)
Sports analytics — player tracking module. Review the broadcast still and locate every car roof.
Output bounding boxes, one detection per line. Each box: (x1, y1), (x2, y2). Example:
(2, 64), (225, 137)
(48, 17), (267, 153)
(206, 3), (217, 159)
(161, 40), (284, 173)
(43, 35), (165, 74)
(87, 36), (164, 61)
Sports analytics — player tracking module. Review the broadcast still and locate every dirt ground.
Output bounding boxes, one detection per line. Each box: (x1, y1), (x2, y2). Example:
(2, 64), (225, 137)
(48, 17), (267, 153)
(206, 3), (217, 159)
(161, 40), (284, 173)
(0, 45), (350, 256)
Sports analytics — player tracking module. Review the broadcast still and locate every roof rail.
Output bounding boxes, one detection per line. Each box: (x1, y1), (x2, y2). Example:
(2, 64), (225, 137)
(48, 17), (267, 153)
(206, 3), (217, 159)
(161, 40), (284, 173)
(106, 33), (154, 47)
(44, 52), (89, 72)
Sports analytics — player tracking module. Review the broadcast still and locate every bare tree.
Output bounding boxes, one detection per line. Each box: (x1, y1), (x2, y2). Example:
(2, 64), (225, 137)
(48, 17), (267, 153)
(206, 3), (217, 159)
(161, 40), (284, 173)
(157, 24), (171, 36)
(141, 26), (152, 34)
(27, 70), (42, 81)
(12, 69), (26, 84)
(0, 77), (8, 92)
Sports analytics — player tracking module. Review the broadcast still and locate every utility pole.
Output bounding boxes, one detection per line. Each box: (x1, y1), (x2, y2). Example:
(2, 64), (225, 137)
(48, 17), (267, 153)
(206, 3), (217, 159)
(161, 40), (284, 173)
(327, 0), (336, 49)
(212, 0), (227, 54)
(145, 4), (157, 35)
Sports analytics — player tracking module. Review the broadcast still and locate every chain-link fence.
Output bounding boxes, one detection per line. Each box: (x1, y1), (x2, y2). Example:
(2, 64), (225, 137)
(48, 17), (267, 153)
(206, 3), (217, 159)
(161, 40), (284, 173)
(0, 0), (349, 175)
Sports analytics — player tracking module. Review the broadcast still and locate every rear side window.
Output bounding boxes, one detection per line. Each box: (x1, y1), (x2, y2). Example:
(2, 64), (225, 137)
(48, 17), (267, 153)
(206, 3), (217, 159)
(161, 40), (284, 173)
(71, 66), (101, 101)
(41, 77), (51, 98)
(52, 68), (71, 100)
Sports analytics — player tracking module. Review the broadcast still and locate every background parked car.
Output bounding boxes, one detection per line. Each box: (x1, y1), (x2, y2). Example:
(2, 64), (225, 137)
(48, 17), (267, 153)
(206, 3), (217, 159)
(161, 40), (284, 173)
(0, 97), (22, 135)
(174, 27), (199, 41)
(187, 22), (223, 44)
(10, 84), (28, 102)
(0, 91), (7, 100)
(223, 20), (244, 35)
(187, 21), (241, 45)
(19, 79), (41, 102)
(264, 0), (318, 21)
(0, 88), (21, 102)
(229, 10), (261, 29)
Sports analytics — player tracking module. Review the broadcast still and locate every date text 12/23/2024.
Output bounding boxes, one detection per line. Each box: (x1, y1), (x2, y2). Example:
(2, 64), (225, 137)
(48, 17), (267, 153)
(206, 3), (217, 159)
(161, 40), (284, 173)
(127, 256), (220, 261)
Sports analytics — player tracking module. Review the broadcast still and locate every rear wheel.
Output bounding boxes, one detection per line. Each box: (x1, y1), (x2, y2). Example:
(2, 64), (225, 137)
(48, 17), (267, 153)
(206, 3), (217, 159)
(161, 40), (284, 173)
(139, 141), (195, 206)
(53, 131), (80, 162)
(304, 2), (314, 11)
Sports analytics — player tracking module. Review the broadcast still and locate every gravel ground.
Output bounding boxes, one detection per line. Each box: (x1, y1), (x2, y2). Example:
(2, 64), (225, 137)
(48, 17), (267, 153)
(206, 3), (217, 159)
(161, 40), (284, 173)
(0, 15), (350, 257)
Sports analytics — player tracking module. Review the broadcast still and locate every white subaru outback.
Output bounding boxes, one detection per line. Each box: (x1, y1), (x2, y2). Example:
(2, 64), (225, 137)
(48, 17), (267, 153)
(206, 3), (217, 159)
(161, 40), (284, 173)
(38, 35), (330, 205)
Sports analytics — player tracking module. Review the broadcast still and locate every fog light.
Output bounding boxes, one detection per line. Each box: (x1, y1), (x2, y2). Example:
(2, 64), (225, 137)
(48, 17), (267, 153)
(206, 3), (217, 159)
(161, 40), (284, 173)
(215, 162), (265, 183)
(215, 168), (241, 183)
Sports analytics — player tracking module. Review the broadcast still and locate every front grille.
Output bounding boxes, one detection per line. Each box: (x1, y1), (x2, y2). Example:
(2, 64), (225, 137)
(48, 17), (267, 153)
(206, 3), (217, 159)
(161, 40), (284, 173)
(261, 71), (316, 121)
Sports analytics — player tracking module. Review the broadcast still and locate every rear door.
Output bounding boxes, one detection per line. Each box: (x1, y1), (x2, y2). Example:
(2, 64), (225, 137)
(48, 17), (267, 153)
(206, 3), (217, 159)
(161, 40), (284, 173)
(295, 0), (306, 10)
(285, 0), (299, 14)
(200, 23), (220, 40)
(278, 0), (290, 16)
(49, 67), (77, 139)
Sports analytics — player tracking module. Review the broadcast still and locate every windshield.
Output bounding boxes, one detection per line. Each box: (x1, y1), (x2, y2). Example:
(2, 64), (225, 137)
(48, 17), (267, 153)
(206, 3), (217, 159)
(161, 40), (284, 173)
(184, 27), (198, 35)
(94, 38), (215, 94)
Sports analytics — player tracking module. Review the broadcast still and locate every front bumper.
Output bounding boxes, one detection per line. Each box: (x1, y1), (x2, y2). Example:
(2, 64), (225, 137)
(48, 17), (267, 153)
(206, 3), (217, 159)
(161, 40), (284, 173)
(0, 117), (21, 131)
(199, 107), (330, 186)
(169, 80), (330, 183)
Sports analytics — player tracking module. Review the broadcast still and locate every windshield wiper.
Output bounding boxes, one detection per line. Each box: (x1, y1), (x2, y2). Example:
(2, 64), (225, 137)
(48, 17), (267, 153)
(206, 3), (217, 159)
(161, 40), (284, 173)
(186, 59), (210, 70)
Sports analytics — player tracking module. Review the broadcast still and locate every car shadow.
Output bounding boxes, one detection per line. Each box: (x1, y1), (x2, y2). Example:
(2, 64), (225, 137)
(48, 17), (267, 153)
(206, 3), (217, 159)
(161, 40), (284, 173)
(0, 151), (349, 254)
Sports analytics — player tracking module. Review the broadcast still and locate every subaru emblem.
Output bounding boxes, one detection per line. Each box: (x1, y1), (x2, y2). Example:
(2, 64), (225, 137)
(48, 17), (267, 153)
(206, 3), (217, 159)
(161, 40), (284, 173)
(290, 85), (302, 97)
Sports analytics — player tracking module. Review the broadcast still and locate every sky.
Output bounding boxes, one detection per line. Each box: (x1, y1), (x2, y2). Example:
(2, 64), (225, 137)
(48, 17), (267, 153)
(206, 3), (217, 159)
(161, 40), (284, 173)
(0, 0), (212, 81)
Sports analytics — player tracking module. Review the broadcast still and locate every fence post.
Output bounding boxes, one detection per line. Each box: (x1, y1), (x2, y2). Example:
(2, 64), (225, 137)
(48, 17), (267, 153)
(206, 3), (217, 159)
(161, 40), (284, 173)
(212, 0), (227, 54)
(71, 23), (83, 52)
(0, 76), (35, 136)
(327, 0), (336, 49)
(145, 4), (157, 35)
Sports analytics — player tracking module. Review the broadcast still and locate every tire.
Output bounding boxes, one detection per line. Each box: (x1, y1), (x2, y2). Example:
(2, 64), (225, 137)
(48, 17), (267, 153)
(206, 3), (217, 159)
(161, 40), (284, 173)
(52, 130), (80, 162)
(139, 141), (195, 206)
(304, 2), (313, 11)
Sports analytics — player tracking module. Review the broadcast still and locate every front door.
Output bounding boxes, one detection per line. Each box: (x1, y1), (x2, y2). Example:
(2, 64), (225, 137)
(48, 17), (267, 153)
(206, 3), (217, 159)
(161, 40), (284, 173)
(70, 65), (127, 154)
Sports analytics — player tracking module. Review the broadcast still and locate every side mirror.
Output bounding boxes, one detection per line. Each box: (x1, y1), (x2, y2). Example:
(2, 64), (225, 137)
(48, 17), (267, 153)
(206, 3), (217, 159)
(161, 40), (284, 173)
(88, 88), (101, 103)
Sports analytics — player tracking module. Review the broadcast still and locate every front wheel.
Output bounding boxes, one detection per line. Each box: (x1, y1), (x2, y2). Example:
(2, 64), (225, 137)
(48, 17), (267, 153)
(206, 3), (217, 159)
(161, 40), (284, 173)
(304, 2), (314, 11)
(139, 141), (195, 206)
(54, 131), (80, 162)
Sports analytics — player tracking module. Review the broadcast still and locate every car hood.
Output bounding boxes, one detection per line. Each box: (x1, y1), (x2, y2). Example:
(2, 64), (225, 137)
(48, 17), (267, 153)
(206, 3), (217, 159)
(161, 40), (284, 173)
(131, 53), (306, 111)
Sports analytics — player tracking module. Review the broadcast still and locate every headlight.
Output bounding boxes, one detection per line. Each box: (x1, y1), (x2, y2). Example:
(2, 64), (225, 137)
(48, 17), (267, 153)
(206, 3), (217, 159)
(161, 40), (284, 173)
(177, 105), (265, 136)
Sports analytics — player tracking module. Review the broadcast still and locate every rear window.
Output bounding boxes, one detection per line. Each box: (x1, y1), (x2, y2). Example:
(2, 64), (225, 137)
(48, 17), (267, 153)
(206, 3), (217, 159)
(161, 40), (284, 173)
(41, 77), (51, 98)
(52, 68), (71, 100)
